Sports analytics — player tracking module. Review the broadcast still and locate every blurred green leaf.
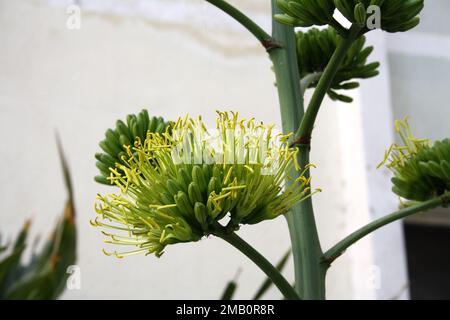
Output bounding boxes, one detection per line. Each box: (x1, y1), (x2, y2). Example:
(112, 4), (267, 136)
(219, 249), (292, 300)
(0, 135), (77, 300)
(221, 281), (237, 300)
(0, 247), (26, 296)
(220, 268), (241, 300)
(253, 249), (291, 300)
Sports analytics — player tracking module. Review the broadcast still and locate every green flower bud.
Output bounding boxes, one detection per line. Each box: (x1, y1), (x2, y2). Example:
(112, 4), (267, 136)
(334, 0), (424, 33)
(275, 0), (336, 28)
(94, 109), (172, 186)
(379, 118), (450, 203)
(274, 14), (300, 27)
(354, 2), (367, 27)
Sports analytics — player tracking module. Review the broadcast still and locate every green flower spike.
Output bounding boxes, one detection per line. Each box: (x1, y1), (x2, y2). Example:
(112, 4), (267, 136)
(297, 27), (379, 103)
(275, 0), (424, 34)
(379, 118), (450, 203)
(275, 0), (336, 28)
(334, 0), (424, 33)
(92, 112), (319, 258)
(94, 109), (171, 185)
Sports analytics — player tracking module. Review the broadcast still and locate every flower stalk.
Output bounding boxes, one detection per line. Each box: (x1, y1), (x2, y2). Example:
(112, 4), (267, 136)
(269, 1), (325, 299)
(322, 191), (450, 264)
(270, 7), (364, 299)
(295, 24), (362, 141)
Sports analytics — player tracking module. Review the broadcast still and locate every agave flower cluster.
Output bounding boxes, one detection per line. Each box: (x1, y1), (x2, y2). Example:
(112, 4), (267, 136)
(296, 27), (379, 102)
(380, 118), (450, 202)
(93, 112), (315, 257)
(275, 0), (424, 34)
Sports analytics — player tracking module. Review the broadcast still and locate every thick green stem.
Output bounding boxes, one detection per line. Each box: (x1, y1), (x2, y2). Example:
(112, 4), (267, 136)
(206, 0), (323, 299)
(206, 0), (273, 47)
(291, 150), (326, 299)
(270, 1), (324, 299)
(323, 192), (450, 264)
(281, 26), (361, 299)
(216, 230), (300, 300)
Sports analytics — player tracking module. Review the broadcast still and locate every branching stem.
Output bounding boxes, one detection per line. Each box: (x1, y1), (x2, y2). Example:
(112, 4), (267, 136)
(323, 192), (450, 264)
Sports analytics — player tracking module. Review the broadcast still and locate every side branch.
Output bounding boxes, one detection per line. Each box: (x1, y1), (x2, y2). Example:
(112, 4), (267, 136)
(322, 191), (450, 265)
(296, 24), (361, 140)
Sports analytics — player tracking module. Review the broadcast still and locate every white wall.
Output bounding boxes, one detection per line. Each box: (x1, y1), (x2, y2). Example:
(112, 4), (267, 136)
(0, 0), (412, 299)
(386, 0), (450, 141)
